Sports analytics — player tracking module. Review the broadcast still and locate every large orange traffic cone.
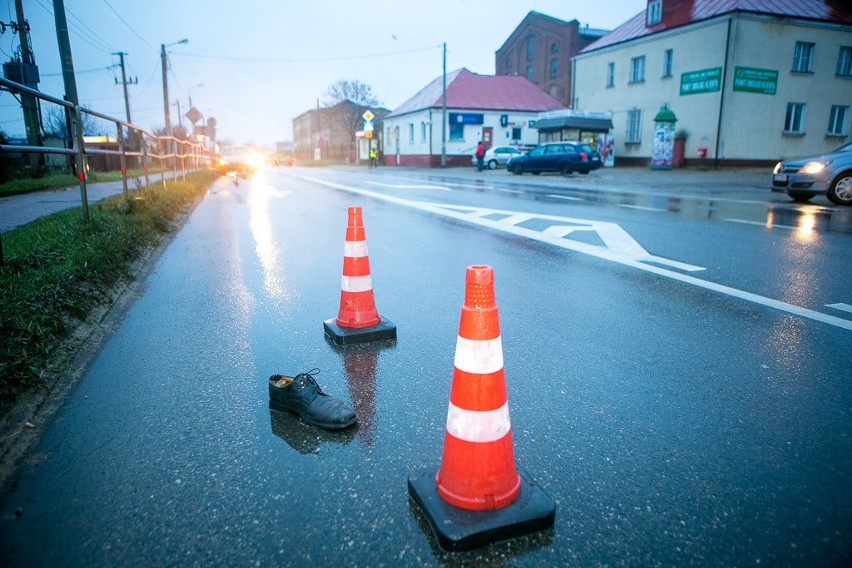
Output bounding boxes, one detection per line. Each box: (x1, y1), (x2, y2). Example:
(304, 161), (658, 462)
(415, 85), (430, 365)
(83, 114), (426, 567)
(408, 265), (554, 552)
(324, 207), (396, 346)
(436, 264), (520, 510)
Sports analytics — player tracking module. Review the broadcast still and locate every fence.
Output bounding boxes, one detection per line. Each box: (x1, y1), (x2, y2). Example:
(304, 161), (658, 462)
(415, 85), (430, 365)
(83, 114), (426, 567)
(0, 76), (212, 226)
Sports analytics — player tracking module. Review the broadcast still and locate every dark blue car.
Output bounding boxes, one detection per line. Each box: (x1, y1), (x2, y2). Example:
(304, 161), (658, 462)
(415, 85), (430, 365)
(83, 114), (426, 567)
(507, 142), (602, 176)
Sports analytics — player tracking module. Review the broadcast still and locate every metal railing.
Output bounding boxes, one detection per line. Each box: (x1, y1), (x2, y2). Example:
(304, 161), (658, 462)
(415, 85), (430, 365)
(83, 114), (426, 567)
(0, 76), (212, 224)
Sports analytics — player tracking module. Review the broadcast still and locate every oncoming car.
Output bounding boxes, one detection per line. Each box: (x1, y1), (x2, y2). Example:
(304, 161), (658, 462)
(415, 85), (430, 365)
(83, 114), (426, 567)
(506, 142), (602, 176)
(771, 141), (852, 205)
(218, 145), (266, 176)
(470, 145), (523, 169)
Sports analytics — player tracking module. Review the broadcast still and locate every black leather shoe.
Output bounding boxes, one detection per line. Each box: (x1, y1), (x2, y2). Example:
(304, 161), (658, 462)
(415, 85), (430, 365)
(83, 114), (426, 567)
(268, 369), (357, 430)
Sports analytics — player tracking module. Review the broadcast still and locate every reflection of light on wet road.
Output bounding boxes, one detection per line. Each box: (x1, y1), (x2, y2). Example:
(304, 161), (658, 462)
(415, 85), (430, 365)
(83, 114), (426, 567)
(795, 213), (817, 242)
(247, 178), (291, 301)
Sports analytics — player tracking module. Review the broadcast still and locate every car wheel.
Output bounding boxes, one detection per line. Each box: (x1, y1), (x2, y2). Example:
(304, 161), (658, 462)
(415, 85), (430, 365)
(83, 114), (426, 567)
(827, 171), (852, 205)
(511, 164), (523, 175)
(578, 170), (589, 175)
(532, 171), (540, 175)
(787, 190), (814, 203)
(559, 164), (572, 176)
(488, 160), (498, 170)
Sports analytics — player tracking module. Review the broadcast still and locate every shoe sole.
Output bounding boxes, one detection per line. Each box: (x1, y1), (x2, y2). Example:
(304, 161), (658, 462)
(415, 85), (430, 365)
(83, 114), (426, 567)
(269, 400), (357, 431)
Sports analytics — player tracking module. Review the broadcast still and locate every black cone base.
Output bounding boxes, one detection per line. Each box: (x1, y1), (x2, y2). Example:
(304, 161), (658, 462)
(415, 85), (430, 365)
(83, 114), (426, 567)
(407, 466), (555, 552)
(323, 318), (396, 346)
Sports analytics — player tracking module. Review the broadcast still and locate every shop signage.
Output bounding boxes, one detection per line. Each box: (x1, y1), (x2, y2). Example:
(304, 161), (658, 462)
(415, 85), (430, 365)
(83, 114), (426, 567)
(449, 112), (483, 125)
(732, 66), (778, 95)
(680, 67), (722, 95)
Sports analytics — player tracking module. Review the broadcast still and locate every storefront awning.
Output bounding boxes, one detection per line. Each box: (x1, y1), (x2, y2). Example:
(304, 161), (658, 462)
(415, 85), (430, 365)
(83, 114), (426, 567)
(534, 116), (613, 132)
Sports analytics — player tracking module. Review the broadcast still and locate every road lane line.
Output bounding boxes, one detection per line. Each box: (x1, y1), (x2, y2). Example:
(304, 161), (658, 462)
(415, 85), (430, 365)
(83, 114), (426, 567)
(300, 176), (852, 331)
(724, 218), (796, 230)
(365, 181), (451, 191)
(496, 188), (522, 194)
(547, 194), (583, 201)
(618, 204), (667, 212)
(827, 303), (852, 314)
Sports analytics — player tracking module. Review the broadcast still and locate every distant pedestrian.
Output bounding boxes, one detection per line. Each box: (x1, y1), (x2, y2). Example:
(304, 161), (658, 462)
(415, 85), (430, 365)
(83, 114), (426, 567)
(369, 146), (377, 169)
(475, 141), (485, 171)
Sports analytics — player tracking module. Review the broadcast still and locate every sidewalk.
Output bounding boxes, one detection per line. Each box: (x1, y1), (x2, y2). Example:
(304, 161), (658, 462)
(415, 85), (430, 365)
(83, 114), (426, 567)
(0, 172), (179, 232)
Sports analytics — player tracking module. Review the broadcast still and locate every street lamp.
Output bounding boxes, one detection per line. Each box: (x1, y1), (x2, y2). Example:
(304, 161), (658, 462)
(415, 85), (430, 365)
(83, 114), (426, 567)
(161, 38), (188, 136)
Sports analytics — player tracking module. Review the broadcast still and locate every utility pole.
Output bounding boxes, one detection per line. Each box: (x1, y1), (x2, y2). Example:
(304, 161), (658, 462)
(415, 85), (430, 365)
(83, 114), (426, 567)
(52, 0), (78, 106)
(113, 51), (136, 124)
(441, 42), (447, 168)
(13, 0), (42, 170)
(161, 39), (188, 136)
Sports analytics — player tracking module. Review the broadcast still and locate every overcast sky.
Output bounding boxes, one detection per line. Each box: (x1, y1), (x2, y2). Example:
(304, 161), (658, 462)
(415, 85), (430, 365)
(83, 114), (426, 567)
(2, 0), (646, 147)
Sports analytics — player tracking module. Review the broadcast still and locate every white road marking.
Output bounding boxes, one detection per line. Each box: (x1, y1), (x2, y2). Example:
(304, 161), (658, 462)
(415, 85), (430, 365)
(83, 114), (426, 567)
(496, 188), (522, 194)
(301, 176), (852, 331)
(827, 303), (852, 314)
(365, 181), (451, 191)
(619, 204), (667, 212)
(547, 194), (583, 201)
(724, 218), (796, 230)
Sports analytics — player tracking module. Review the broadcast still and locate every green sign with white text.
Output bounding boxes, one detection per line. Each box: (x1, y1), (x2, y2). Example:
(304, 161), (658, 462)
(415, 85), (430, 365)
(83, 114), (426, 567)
(680, 68), (722, 95)
(732, 66), (778, 95)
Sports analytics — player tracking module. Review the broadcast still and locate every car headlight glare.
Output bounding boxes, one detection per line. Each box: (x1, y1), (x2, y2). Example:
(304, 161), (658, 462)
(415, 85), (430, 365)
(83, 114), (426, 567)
(772, 162), (782, 174)
(800, 161), (826, 174)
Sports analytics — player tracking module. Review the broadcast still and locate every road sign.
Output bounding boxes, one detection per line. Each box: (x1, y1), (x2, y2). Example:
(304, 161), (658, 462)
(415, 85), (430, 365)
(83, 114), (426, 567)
(186, 106), (202, 124)
(362, 110), (374, 122)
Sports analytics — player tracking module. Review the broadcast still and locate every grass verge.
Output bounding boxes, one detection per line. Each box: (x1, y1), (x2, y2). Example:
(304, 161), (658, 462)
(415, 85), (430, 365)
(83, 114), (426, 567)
(0, 168), (151, 198)
(0, 171), (216, 413)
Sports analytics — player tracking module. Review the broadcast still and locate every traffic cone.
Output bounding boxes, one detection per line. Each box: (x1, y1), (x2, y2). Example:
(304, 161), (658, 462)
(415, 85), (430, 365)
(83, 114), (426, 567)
(408, 265), (555, 552)
(324, 207), (396, 345)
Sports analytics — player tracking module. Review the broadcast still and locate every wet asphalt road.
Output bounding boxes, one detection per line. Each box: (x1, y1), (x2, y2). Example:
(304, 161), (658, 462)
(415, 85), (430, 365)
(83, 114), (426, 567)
(1, 166), (850, 566)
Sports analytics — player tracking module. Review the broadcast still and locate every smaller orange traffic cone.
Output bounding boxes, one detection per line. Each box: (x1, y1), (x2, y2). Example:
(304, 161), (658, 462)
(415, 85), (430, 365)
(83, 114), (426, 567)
(408, 265), (554, 552)
(324, 207), (396, 346)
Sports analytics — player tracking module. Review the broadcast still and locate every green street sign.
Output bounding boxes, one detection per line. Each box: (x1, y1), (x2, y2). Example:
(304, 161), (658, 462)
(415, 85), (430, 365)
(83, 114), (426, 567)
(680, 67), (722, 95)
(732, 66), (778, 95)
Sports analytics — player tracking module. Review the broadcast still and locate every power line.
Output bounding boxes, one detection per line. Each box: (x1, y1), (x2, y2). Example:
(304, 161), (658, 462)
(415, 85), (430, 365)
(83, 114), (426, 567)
(101, 0), (156, 52)
(174, 45), (441, 64)
(32, 0), (114, 53)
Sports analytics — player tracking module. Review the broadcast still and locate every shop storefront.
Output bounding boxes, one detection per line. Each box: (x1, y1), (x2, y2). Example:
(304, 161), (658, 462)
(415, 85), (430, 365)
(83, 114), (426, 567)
(534, 111), (615, 167)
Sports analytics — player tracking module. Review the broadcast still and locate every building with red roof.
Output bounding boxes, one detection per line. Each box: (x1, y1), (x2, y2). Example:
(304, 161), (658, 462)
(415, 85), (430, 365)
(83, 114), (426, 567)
(382, 68), (565, 167)
(572, 0), (852, 166)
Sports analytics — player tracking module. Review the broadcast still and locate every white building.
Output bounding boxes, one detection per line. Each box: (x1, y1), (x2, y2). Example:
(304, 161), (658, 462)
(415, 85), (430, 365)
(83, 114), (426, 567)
(381, 68), (565, 167)
(572, 0), (852, 166)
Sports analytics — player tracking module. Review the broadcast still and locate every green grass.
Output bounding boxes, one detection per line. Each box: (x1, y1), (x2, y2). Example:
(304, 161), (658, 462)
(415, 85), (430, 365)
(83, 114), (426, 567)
(0, 171), (216, 409)
(0, 168), (150, 198)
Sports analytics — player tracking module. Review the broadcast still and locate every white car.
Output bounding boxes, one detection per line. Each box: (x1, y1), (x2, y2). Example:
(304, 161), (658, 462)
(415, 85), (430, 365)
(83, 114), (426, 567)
(471, 145), (523, 169)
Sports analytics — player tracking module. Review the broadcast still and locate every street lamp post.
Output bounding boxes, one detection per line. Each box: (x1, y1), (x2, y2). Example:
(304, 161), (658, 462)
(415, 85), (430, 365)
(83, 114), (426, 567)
(160, 38), (188, 137)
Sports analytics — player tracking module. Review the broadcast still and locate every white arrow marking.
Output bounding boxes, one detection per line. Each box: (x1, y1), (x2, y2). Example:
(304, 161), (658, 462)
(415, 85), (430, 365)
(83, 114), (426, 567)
(301, 176), (852, 331)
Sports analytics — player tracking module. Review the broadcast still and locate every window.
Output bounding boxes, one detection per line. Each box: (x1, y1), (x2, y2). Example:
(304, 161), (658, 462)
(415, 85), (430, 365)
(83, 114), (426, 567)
(421, 121), (427, 142)
(785, 103), (806, 133)
(526, 36), (535, 61)
(663, 49), (673, 77)
(793, 42), (815, 73)
(626, 109), (642, 143)
(408, 123), (414, 142)
(504, 58), (512, 73)
(512, 127), (522, 140)
(828, 105), (848, 135)
(606, 62), (615, 87)
(550, 58), (558, 78)
(551, 42), (558, 54)
(630, 56), (646, 83)
(526, 66), (534, 81)
(837, 46), (852, 77)
(647, 0), (662, 25)
(449, 122), (463, 140)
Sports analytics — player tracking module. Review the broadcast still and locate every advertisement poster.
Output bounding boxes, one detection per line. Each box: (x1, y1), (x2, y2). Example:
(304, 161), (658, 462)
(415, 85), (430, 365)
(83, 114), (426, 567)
(597, 131), (615, 168)
(651, 122), (675, 169)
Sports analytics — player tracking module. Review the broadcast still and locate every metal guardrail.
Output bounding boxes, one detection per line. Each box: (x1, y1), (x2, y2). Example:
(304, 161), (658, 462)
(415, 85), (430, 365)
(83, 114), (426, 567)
(0, 76), (212, 224)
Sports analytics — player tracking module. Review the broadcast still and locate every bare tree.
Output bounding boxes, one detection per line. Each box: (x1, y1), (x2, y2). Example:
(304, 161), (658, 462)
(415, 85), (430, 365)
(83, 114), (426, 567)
(42, 106), (99, 140)
(324, 79), (382, 108)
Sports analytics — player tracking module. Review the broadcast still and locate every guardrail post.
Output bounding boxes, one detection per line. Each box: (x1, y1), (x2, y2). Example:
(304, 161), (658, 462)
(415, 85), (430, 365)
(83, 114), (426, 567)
(142, 137), (151, 189)
(158, 137), (167, 190)
(117, 121), (129, 202)
(72, 106), (90, 224)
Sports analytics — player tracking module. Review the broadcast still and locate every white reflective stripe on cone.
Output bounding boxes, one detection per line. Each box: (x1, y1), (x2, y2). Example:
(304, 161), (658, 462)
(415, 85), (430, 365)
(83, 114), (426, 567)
(453, 336), (504, 375)
(341, 275), (373, 293)
(344, 241), (368, 258)
(445, 401), (511, 443)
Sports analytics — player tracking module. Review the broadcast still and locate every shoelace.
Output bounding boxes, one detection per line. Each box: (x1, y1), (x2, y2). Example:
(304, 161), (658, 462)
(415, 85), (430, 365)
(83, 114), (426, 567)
(294, 368), (325, 394)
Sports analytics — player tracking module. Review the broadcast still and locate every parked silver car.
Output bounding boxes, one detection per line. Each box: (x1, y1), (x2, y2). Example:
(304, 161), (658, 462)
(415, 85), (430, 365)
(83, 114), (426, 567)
(470, 145), (523, 169)
(771, 141), (852, 205)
